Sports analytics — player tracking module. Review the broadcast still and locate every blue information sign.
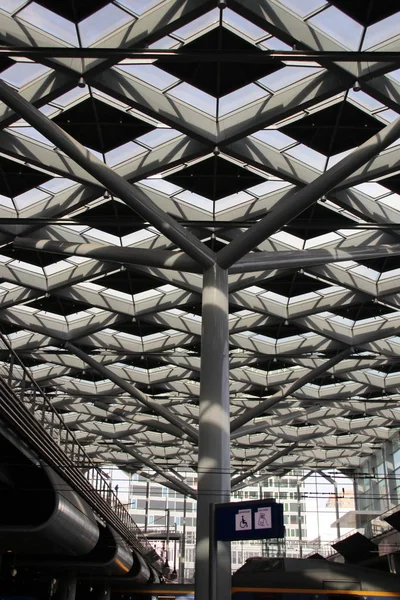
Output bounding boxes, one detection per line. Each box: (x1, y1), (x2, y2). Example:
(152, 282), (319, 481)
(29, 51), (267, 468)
(214, 498), (285, 541)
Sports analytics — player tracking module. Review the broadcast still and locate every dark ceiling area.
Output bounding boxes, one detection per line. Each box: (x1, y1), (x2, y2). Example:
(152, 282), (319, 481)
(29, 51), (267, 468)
(0, 157), (50, 197)
(158, 27), (283, 97)
(53, 98), (154, 153)
(36, 0), (111, 22)
(329, 0), (399, 26)
(165, 157), (265, 200)
(281, 101), (384, 156)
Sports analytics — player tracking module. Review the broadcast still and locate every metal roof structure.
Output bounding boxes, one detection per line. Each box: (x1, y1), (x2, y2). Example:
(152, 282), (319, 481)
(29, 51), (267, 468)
(1, 0), (400, 493)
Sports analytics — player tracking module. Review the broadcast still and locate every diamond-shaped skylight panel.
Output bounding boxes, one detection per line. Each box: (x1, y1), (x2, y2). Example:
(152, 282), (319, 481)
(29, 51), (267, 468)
(253, 321), (309, 339)
(259, 272), (327, 296)
(0, 157), (50, 196)
(158, 27), (282, 97)
(330, 0), (399, 26)
(334, 302), (397, 320)
(28, 297), (89, 315)
(53, 99), (154, 153)
(118, 320), (166, 336)
(35, 0), (111, 22)
(284, 203), (356, 239)
(281, 102), (384, 156)
(95, 271), (162, 295)
(165, 157), (265, 200)
(76, 199), (147, 236)
(0, 245), (65, 267)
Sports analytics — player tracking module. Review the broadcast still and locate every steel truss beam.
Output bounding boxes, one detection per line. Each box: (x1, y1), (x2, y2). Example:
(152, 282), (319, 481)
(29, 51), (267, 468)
(231, 444), (297, 489)
(218, 115), (400, 268)
(231, 244), (400, 273)
(230, 348), (352, 435)
(113, 442), (196, 500)
(0, 129), (206, 190)
(4, 47), (399, 62)
(14, 238), (201, 274)
(65, 342), (199, 444)
(0, 80), (215, 270)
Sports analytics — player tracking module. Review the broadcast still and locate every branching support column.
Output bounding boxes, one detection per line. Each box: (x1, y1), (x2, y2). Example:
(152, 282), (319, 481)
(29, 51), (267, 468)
(195, 265), (230, 600)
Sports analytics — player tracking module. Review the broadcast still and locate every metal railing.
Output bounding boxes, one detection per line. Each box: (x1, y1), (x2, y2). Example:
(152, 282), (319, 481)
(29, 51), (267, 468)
(0, 332), (162, 568)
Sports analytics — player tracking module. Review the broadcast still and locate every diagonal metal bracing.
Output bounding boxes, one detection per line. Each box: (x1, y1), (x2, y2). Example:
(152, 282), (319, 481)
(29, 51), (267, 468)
(93, 63), (352, 148)
(218, 70), (350, 144)
(0, 70), (75, 126)
(0, 80), (215, 270)
(14, 238), (202, 274)
(218, 115), (400, 268)
(227, 132), (400, 196)
(0, 0), (215, 81)
(65, 342), (198, 444)
(228, 0), (400, 136)
(230, 0), (396, 83)
(2, 0), (400, 557)
(231, 244), (400, 274)
(113, 441), (197, 499)
(138, 470), (192, 499)
(230, 348), (352, 434)
(231, 444), (298, 489)
(0, 129), (207, 190)
(92, 69), (217, 144)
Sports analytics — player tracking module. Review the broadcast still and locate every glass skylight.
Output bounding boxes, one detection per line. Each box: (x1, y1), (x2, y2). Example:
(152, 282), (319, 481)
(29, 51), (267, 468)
(79, 4), (134, 46)
(308, 6), (363, 50)
(15, 3), (79, 44)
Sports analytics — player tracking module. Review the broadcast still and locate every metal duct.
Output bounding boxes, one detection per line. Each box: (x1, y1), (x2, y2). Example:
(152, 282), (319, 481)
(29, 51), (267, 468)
(0, 434), (99, 555)
(17, 525), (134, 577)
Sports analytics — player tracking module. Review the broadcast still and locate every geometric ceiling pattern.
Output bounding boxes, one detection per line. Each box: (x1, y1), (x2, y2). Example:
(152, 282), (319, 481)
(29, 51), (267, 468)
(1, 0), (400, 484)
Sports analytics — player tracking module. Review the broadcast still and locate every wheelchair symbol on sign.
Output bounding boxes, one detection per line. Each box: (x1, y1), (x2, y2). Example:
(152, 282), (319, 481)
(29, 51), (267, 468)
(258, 513), (267, 527)
(240, 515), (248, 528)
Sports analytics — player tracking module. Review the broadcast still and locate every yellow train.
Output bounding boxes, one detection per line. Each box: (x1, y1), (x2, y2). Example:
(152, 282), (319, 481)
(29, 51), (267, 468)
(113, 557), (400, 600)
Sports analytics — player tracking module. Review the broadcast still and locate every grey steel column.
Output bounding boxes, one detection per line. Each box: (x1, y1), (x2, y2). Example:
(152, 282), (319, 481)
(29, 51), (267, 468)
(195, 265), (231, 600)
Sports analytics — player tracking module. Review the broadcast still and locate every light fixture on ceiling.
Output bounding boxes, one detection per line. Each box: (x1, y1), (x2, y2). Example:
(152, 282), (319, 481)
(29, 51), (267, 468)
(78, 76), (86, 88)
(104, 190), (110, 199)
(353, 80), (361, 92)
